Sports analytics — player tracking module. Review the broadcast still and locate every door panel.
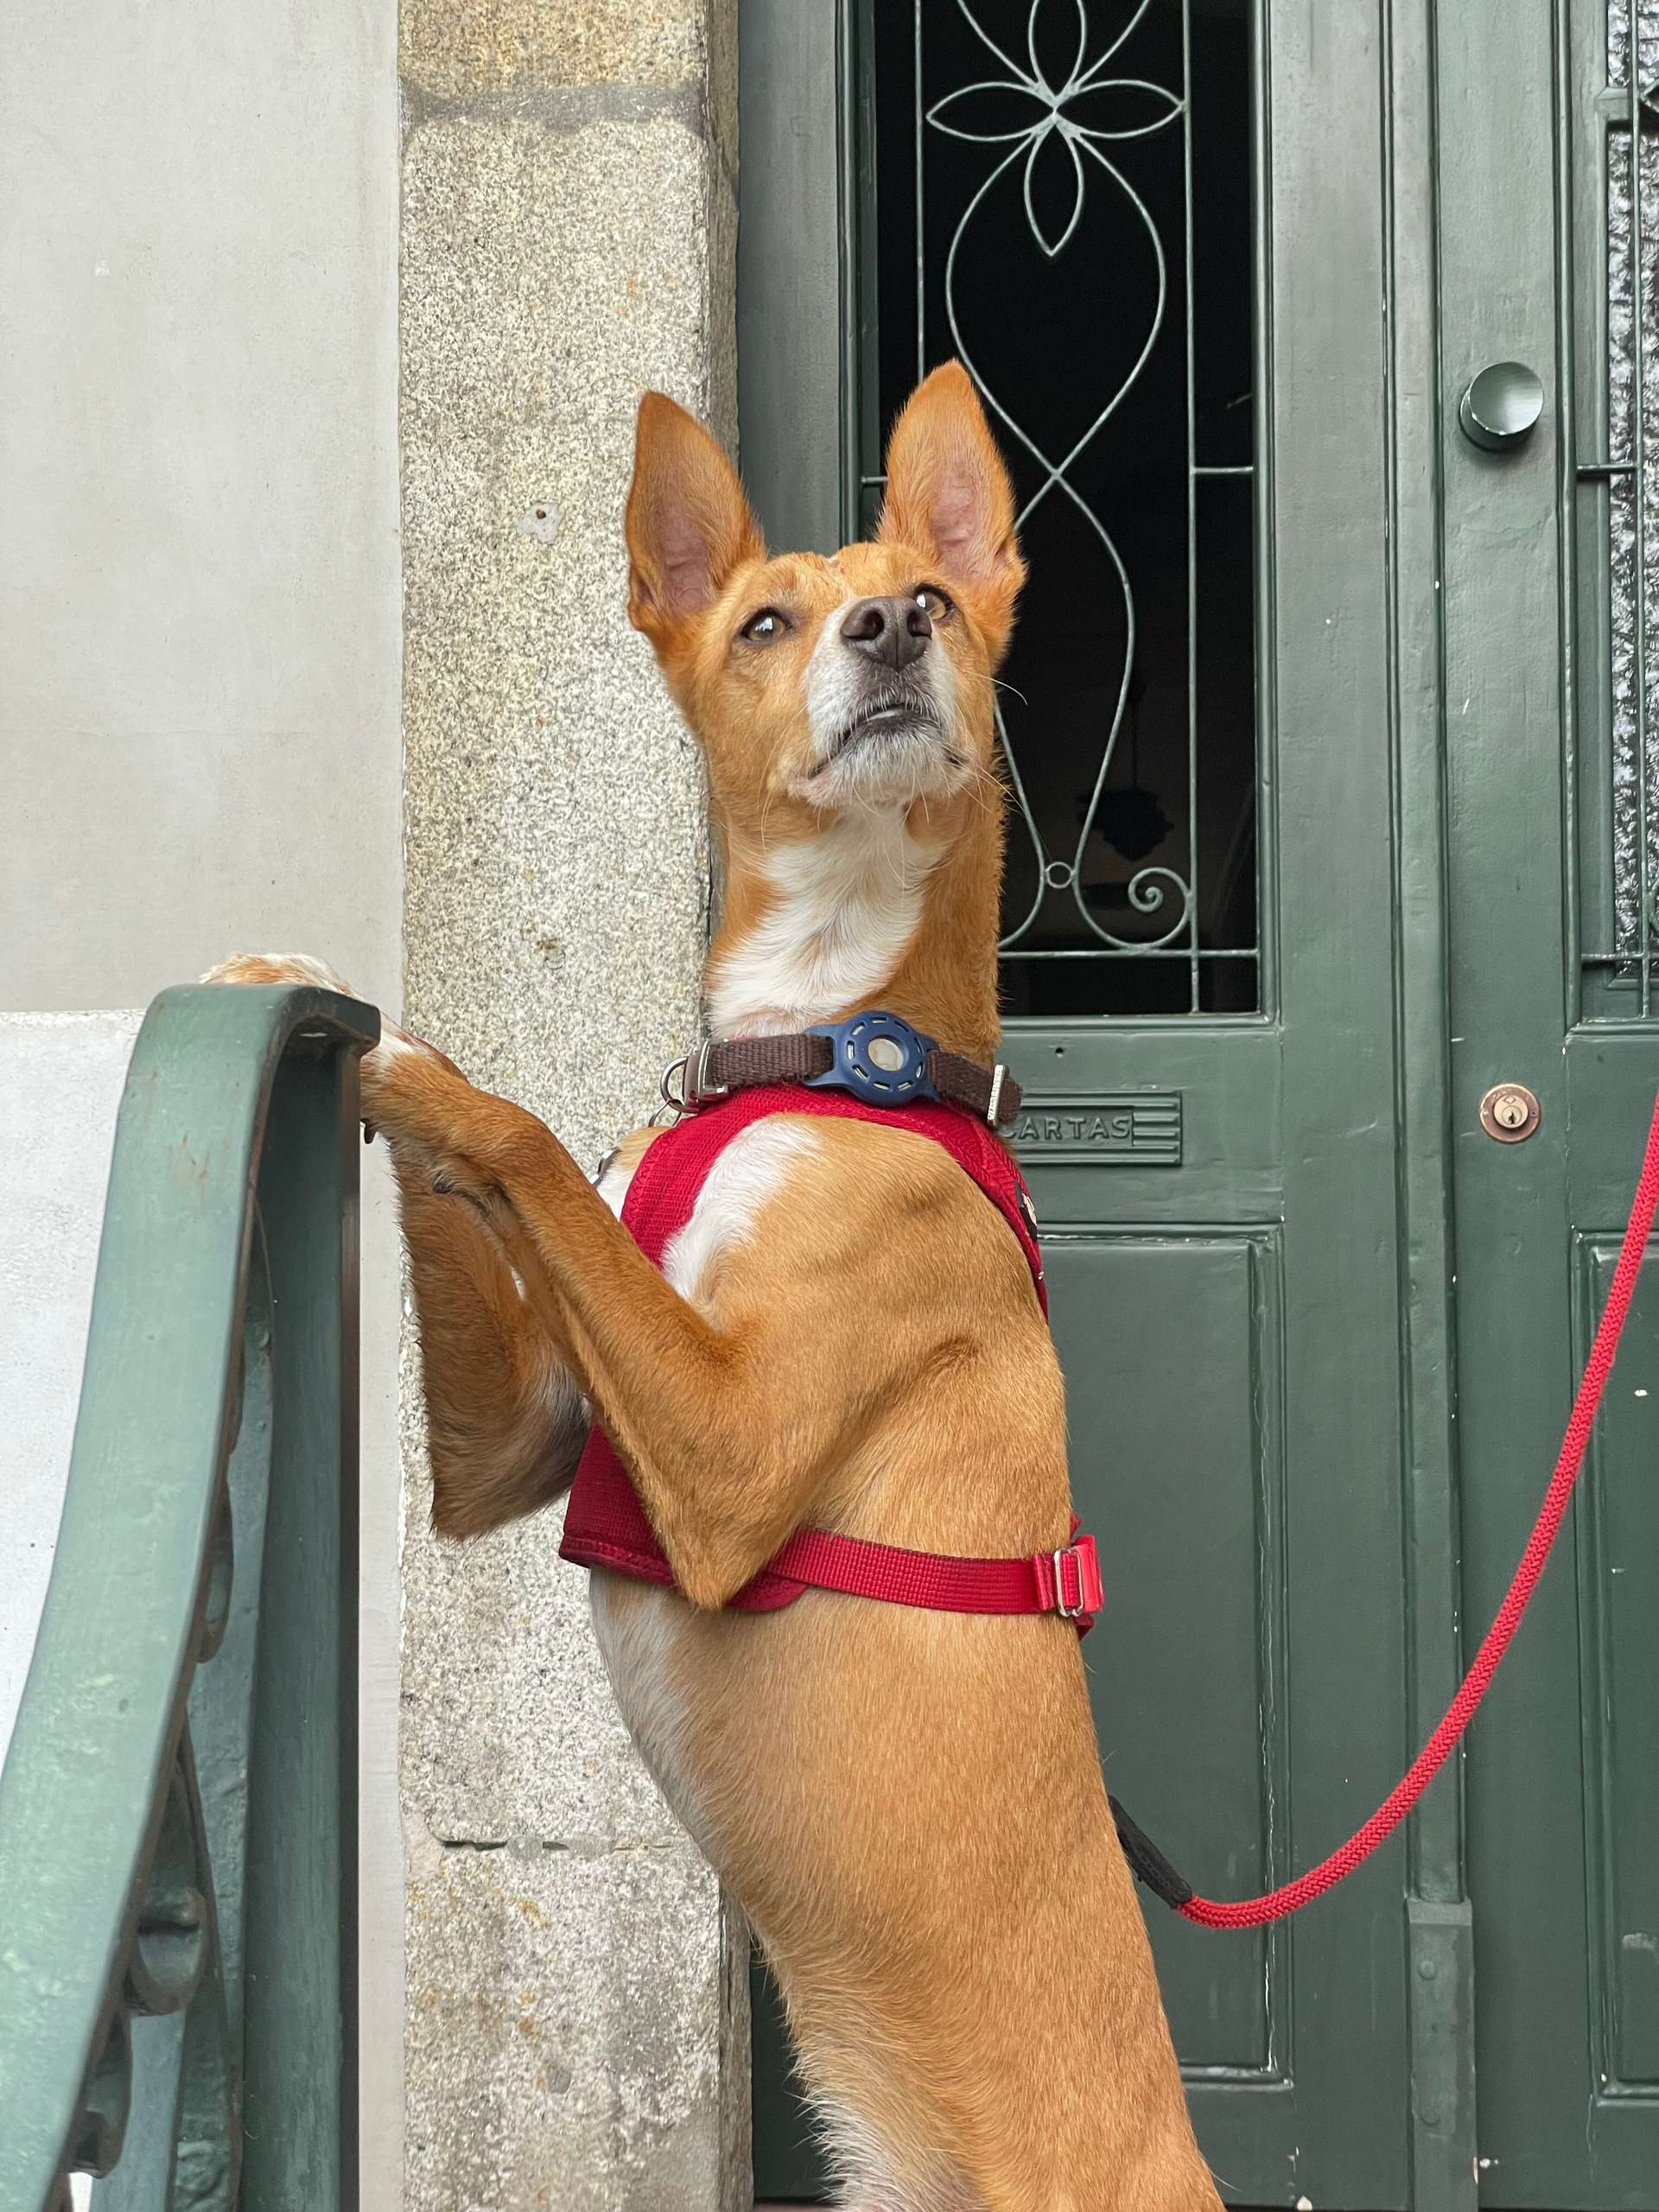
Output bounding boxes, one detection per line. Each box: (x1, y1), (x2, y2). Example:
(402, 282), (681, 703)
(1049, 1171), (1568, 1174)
(1573, 1229), (1659, 2094)
(1046, 1230), (1287, 2077)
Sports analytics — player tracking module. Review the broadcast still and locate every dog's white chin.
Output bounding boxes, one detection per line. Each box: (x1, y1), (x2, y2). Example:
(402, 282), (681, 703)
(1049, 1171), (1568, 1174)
(800, 724), (969, 814)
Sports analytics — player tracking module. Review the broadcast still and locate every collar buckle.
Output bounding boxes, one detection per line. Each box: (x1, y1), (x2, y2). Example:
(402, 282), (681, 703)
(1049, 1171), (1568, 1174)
(659, 1040), (728, 1120)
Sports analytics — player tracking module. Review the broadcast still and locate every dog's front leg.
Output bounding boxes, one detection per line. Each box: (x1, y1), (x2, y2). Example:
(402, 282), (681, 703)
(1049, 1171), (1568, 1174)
(392, 1153), (590, 1537)
(203, 954), (588, 1538)
(359, 1055), (943, 1608)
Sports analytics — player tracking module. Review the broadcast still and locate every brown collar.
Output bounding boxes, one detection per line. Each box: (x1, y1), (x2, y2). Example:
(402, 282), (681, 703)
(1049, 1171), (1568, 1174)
(662, 1012), (1022, 1130)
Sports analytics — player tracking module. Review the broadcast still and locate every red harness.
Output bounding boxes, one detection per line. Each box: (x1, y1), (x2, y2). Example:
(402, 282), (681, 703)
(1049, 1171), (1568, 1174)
(559, 1084), (1104, 1630)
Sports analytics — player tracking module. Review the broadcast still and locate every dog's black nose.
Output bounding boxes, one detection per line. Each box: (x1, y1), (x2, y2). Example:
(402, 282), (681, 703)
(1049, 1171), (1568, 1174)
(840, 594), (931, 670)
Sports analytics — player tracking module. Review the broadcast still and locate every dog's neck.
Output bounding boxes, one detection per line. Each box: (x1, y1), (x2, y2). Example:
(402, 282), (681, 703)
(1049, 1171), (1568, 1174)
(703, 792), (1004, 1062)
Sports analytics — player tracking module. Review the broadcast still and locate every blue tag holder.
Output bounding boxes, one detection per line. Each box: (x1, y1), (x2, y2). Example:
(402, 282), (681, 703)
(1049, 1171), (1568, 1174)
(804, 1010), (938, 1107)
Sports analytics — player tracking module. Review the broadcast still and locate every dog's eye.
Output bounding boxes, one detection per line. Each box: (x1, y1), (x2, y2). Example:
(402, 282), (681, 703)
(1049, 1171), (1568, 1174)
(740, 607), (788, 645)
(914, 585), (954, 621)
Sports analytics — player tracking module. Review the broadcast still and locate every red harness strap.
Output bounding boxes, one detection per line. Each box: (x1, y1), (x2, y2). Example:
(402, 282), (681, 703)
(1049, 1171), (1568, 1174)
(559, 1084), (1104, 1631)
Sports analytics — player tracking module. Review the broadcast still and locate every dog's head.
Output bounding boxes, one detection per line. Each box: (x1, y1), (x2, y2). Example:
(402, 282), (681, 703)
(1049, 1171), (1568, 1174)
(624, 363), (1024, 830)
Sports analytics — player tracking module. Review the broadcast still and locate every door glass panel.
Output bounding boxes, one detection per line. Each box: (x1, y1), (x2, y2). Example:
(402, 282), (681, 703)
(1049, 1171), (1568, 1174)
(857, 0), (1261, 1016)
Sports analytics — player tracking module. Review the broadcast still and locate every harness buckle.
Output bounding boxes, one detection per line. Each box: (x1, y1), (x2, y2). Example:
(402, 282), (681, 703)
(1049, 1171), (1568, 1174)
(1051, 1534), (1104, 1621)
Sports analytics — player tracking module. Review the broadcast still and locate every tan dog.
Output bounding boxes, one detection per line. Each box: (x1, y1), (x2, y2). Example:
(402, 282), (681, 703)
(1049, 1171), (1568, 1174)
(209, 364), (1221, 2211)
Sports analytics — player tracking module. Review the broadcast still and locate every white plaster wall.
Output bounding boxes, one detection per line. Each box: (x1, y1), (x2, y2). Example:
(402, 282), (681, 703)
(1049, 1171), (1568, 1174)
(0, 0), (403, 2194)
(0, 1015), (144, 1749)
(0, 0), (403, 1005)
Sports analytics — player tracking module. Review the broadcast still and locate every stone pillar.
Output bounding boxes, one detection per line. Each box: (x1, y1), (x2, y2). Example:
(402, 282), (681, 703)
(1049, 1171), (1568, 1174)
(397, 3), (745, 2206)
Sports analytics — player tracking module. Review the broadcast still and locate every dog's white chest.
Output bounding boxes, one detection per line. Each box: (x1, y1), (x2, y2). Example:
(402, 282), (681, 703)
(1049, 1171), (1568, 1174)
(588, 1571), (715, 1848)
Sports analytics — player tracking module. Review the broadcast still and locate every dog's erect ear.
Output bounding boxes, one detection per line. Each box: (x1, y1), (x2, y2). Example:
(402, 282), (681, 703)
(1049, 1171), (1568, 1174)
(626, 393), (766, 649)
(877, 361), (1025, 660)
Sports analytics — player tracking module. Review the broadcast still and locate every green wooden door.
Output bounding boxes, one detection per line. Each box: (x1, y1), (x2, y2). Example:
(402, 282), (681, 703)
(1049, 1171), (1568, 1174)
(737, 0), (1659, 2202)
(1439, 0), (1659, 2201)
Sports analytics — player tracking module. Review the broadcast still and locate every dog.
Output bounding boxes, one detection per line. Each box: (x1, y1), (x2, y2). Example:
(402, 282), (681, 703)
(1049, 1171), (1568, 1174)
(207, 363), (1222, 2211)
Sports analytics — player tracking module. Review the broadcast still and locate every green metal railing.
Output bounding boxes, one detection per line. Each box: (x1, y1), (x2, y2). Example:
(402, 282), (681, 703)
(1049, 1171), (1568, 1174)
(0, 984), (378, 2211)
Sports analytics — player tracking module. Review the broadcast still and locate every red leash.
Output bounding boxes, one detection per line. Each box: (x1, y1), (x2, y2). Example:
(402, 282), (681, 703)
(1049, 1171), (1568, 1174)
(1178, 1092), (1659, 1930)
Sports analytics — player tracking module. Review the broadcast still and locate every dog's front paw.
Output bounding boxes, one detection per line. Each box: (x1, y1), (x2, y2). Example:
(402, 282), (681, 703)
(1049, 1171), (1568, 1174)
(201, 953), (475, 1164)
(200, 950), (359, 995)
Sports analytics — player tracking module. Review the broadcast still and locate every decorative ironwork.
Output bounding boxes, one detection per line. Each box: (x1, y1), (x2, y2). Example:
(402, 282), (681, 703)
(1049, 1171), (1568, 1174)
(930, 0), (1191, 963)
(1581, 0), (1659, 1012)
(858, 0), (1262, 1015)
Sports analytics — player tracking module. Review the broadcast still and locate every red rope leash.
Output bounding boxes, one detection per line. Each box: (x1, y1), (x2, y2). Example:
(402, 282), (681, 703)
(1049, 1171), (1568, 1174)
(1178, 1091), (1659, 1930)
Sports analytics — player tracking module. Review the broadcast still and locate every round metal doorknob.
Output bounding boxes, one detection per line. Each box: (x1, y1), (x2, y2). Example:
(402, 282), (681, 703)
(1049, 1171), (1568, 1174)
(1459, 361), (1545, 452)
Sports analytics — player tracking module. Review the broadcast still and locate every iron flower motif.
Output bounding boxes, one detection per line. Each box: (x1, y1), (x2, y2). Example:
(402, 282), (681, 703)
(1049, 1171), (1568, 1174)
(928, 0), (1183, 257)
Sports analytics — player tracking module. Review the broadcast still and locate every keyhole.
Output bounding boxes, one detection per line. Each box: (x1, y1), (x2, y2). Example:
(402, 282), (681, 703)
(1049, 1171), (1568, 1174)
(1480, 1083), (1541, 1143)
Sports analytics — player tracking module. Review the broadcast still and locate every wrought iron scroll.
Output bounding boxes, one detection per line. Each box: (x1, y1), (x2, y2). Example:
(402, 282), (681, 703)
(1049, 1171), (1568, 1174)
(860, 0), (1261, 1014)
(1582, 0), (1659, 1011)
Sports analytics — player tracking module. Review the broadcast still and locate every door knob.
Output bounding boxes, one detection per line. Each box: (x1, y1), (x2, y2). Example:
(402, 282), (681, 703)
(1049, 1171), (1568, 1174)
(1459, 361), (1545, 452)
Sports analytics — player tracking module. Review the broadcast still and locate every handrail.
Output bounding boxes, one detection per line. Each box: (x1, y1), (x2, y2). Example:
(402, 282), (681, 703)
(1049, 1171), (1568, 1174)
(0, 984), (378, 2212)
